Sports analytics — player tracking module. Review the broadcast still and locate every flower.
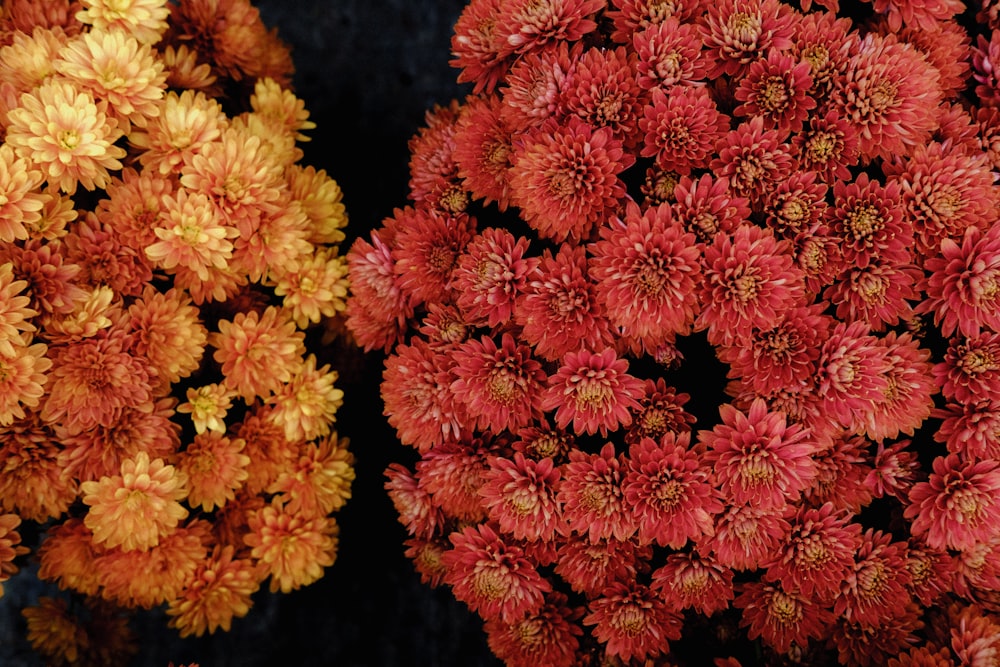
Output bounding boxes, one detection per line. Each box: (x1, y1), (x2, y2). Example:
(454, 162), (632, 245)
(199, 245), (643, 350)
(0, 513), (28, 597)
(735, 580), (835, 653)
(639, 85), (729, 175)
(541, 348), (644, 437)
(166, 545), (260, 638)
(700, 0), (795, 78)
(80, 451), (188, 552)
(75, 0), (170, 43)
(583, 581), (682, 662)
(266, 354), (344, 442)
(480, 453), (562, 542)
(734, 49), (815, 135)
(176, 432), (250, 512)
(651, 550), (734, 615)
(557, 442), (634, 542)
(920, 225), (1000, 338)
(129, 89), (228, 175)
(452, 226), (538, 327)
(483, 592), (583, 667)
(244, 499), (338, 593)
(632, 17), (709, 89)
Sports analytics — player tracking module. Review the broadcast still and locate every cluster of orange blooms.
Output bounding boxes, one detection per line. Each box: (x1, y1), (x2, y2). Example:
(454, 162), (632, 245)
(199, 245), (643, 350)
(0, 0), (353, 664)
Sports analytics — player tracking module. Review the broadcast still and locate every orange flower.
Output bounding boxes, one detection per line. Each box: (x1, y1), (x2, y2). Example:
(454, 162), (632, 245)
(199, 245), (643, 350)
(129, 89), (228, 175)
(167, 544), (260, 637)
(5, 79), (126, 194)
(75, 0), (171, 44)
(127, 285), (207, 388)
(0, 512), (28, 597)
(145, 187), (238, 280)
(244, 499), (338, 593)
(266, 353), (344, 442)
(0, 333), (50, 426)
(0, 143), (46, 243)
(286, 164), (348, 245)
(176, 383), (236, 434)
(37, 517), (104, 597)
(23, 597), (89, 665)
(0, 26), (68, 93)
(267, 433), (355, 517)
(271, 247), (349, 328)
(249, 77), (316, 142)
(209, 305), (306, 400)
(81, 451), (189, 551)
(0, 414), (77, 522)
(176, 431), (250, 512)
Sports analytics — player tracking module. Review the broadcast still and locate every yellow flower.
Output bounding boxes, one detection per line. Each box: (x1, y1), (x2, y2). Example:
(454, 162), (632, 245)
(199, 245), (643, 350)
(129, 89), (228, 175)
(81, 451), (189, 552)
(0, 144), (46, 244)
(5, 79), (126, 194)
(250, 77), (316, 142)
(176, 383), (236, 434)
(271, 247), (350, 328)
(0, 27), (67, 93)
(286, 164), (348, 245)
(145, 187), (238, 280)
(75, 0), (171, 44)
(266, 354), (344, 442)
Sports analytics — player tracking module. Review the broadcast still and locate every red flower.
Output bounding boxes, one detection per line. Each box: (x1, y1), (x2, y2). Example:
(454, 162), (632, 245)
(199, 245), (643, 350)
(920, 225), (1000, 338)
(380, 339), (469, 452)
(699, 0), (796, 78)
(484, 592), (583, 667)
(515, 244), (613, 362)
(591, 202), (702, 348)
(763, 502), (861, 603)
(814, 321), (890, 430)
(632, 18), (709, 89)
(734, 49), (815, 135)
(696, 223), (806, 346)
(859, 332), (936, 442)
(866, 439), (920, 502)
(704, 502), (791, 571)
(831, 603), (924, 667)
(790, 110), (860, 184)
(499, 42), (573, 131)
(552, 535), (651, 595)
(710, 115), (794, 205)
(973, 32), (1000, 107)
(827, 173), (910, 270)
(761, 169), (829, 242)
(651, 551), (735, 616)
(451, 333), (546, 435)
(624, 433), (722, 548)
(451, 227), (538, 327)
(453, 94), (515, 210)
(451, 0), (509, 94)
(871, 0), (963, 31)
(605, 0), (702, 43)
(480, 453), (563, 542)
(391, 207), (476, 306)
(583, 581), (682, 662)
(494, 0), (604, 58)
(626, 378), (695, 445)
(835, 529), (911, 627)
(700, 398), (817, 509)
(442, 522), (552, 623)
(345, 225), (413, 353)
(556, 442), (634, 542)
(824, 257), (922, 332)
(735, 580), (835, 654)
(541, 348), (644, 437)
(639, 85), (729, 175)
(509, 117), (633, 243)
(562, 46), (643, 147)
(934, 332), (1000, 404)
(670, 173), (751, 243)
(802, 434), (873, 514)
(418, 440), (493, 523)
(905, 452), (1000, 551)
(790, 12), (856, 103)
(384, 463), (445, 540)
(935, 400), (1000, 461)
(407, 101), (462, 206)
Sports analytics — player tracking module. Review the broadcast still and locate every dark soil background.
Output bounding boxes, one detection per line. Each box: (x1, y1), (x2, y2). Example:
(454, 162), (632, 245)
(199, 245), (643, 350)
(0, 1), (503, 666)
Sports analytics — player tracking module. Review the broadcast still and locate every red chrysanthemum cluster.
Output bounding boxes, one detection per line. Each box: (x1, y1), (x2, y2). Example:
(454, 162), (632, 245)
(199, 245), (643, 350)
(0, 2), (354, 665)
(356, 0), (1000, 664)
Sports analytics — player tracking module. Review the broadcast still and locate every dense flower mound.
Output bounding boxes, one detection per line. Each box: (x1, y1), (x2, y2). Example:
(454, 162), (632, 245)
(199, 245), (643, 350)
(0, 1), (354, 664)
(349, 0), (1000, 663)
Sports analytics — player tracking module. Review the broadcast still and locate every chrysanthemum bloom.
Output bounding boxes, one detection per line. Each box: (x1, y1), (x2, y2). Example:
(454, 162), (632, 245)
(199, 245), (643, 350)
(903, 541), (954, 607)
(515, 244), (613, 362)
(345, 225), (414, 353)
(62, 218), (152, 297)
(541, 348), (644, 437)
(75, 0), (170, 43)
(270, 247), (348, 328)
(404, 536), (450, 587)
(857, 332), (936, 442)
(0, 144), (45, 243)
(831, 33), (942, 162)
(828, 172), (910, 270)
(129, 89), (228, 175)
(934, 332), (1000, 404)
(81, 451), (188, 551)
(725, 302), (830, 395)
(176, 431), (250, 512)
(920, 225), (1000, 338)
(127, 285), (206, 390)
(0, 512), (27, 596)
(480, 453), (562, 542)
(789, 11), (855, 99)
(605, 0), (703, 43)
(699, 0), (795, 78)
(406, 100), (462, 207)
(935, 400), (1000, 461)
(886, 646), (956, 667)
(510, 117), (632, 243)
(286, 164), (347, 245)
(638, 85), (729, 176)
(553, 535), (651, 595)
(5, 79), (126, 194)
(418, 440), (493, 523)
(886, 142), (997, 261)
(651, 551), (735, 616)
(450, 0), (509, 92)
(905, 452), (1000, 551)
(974, 32), (1000, 107)
(0, 261), (38, 354)
(266, 353), (343, 442)
(451, 333), (546, 435)
(145, 187), (237, 280)
(627, 378), (695, 445)
(244, 499), (338, 593)
(872, 0), (963, 31)
(813, 321), (890, 430)
(442, 522), (552, 623)
(209, 305), (306, 401)
(591, 202), (702, 348)
(624, 434), (721, 548)
(835, 529), (911, 627)
(167, 544), (260, 638)
(493, 0), (603, 59)
(557, 442), (635, 542)
(22, 597), (90, 666)
(451, 226), (538, 327)
(452, 97), (514, 212)
(561, 45), (643, 147)
(583, 581), (682, 662)
(0, 334), (50, 426)
(790, 110), (860, 184)
(863, 439), (919, 503)
(36, 518), (103, 597)
(385, 463), (446, 539)
(705, 503), (791, 572)
(484, 592), (583, 667)
(267, 434), (354, 518)
(825, 257), (922, 332)
(802, 433), (873, 513)
(951, 606), (1000, 666)
(949, 538), (1000, 599)
(700, 398), (816, 509)
(176, 383), (235, 435)
(41, 331), (152, 433)
(760, 170), (828, 242)
(734, 580), (835, 654)
(762, 502), (861, 603)
(632, 18), (709, 89)
(54, 26), (166, 133)
(498, 41), (573, 130)
(830, 602), (924, 667)
(734, 49), (815, 135)
(696, 223), (805, 346)
(670, 173), (751, 244)
(381, 339), (469, 452)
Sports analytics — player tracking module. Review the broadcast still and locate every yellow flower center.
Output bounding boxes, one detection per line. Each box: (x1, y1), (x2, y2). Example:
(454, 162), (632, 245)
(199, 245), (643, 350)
(58, 130), (80, 151)
(615, 605), (648, 637)
(845, 204), (881, 241)
(769, 591), (800, 625)
(757, 76), (789, 113)
(473, 567), (510, 600)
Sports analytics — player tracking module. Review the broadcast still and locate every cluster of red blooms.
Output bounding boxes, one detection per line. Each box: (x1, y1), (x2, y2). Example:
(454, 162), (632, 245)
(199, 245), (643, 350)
(347, 0), (1000, 664)
(0, 1), (354, 665)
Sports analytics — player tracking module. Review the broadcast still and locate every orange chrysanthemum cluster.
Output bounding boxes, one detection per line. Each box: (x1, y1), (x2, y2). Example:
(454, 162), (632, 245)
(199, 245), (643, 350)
(352, 0), (1000, 665)
(0, 1), (353, 664)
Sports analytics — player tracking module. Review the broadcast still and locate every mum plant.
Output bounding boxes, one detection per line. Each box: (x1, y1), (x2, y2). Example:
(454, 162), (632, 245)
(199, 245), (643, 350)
(0, 0), (353, 664)
(347, 0), (1000, 664)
